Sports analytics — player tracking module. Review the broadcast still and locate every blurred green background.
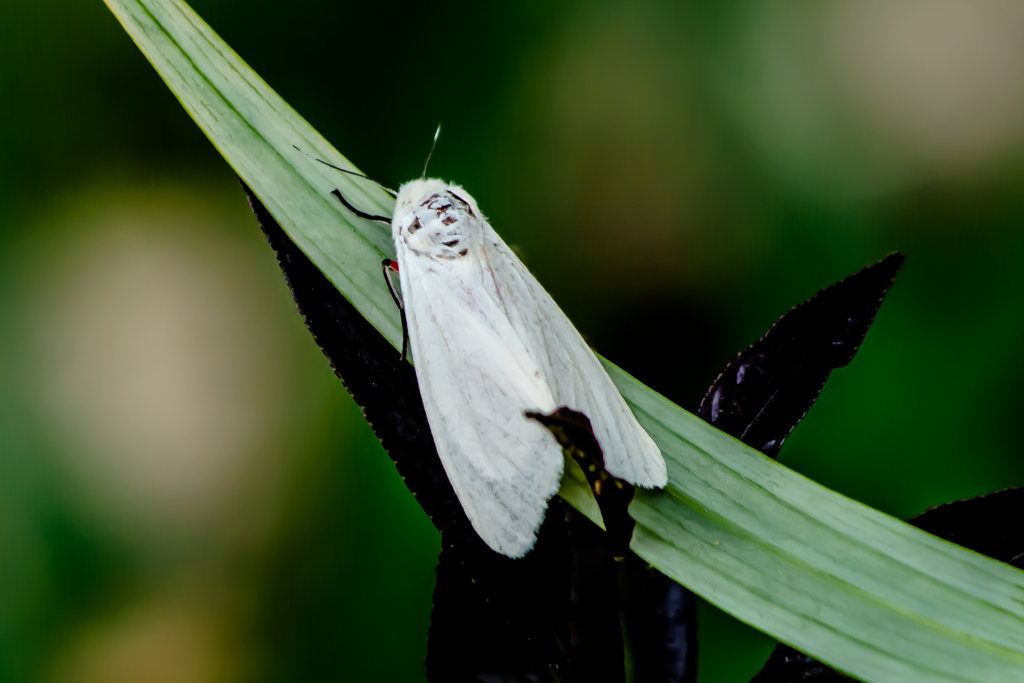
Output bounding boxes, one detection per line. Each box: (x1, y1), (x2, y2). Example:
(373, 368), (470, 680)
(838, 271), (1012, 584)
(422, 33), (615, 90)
(1, 0), (1023, 681)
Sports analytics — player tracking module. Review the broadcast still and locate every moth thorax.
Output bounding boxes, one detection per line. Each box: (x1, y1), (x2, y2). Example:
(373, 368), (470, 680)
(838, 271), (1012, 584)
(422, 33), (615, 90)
(400, 189), (478, 260)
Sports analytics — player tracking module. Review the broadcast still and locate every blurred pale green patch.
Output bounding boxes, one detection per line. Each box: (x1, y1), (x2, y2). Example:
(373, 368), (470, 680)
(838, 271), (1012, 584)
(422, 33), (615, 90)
(723, 0), (1024, 197)
(17, 181), (327, 554)
(0, 179), (439, 682)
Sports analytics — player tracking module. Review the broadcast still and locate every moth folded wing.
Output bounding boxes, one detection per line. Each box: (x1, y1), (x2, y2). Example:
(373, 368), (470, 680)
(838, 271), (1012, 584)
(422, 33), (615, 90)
(478, 228), (667, 489)
(402, 261), (566, 558)
(558, 355), (666, 488)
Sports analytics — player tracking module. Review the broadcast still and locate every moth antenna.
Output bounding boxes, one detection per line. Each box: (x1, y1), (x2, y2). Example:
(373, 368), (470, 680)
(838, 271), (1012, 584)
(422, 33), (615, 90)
(421, 123), (442, 179)
(381, 258), (409, 361)
(332, 189), (392, 223)
(293, 145), (398, 198)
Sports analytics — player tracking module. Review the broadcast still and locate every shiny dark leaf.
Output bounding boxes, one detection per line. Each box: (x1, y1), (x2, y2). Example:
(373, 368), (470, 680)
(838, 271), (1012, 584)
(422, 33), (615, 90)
(699, 253), (904, 457)
(701, 255), (905, 683)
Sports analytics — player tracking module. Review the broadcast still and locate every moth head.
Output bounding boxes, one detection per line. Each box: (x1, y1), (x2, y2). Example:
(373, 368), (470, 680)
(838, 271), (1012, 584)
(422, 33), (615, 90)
(392, 179), (483, 260)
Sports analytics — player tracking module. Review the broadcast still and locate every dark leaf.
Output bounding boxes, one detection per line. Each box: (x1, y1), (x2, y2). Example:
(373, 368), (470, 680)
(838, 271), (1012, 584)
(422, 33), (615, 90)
(685, 256), (904, 683)
(909, 487), (1024, 568)
(749, 645), (857, 682)
(530, 408), (638, 683)
(700, 255), (905, 683)
(625, 556), (699, 683)
(243, 182), (572, 682)
(427, 511), (573, 683)
(698, 253), (904, 457)
(564, 507), (627, 683)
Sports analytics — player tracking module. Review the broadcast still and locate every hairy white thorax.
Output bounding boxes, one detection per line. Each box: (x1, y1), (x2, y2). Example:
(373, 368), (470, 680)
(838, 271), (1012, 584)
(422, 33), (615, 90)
(393, 179), (482, 259)
(391, 178), (666, 557)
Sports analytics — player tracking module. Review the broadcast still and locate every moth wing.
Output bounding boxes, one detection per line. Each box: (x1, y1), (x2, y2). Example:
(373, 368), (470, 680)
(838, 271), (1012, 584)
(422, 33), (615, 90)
(399, 248), (565, 558)
(478, 224), (667, 488)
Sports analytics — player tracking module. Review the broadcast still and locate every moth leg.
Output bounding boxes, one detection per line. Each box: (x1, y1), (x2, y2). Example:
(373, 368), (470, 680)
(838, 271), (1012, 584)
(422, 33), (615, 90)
(332, 188), (392, 223)
(381, 258), (409, 361)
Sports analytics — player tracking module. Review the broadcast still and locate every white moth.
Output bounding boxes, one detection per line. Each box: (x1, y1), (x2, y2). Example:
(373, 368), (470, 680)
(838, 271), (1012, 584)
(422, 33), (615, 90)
(388, 178), (667, 558)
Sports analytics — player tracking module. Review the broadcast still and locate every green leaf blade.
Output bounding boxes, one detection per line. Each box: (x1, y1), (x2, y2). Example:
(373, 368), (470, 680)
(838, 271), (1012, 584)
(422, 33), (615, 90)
(105, 0), (403, 346)
(104, 1), (1024, 680)
(582, 364), (1024, 681)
